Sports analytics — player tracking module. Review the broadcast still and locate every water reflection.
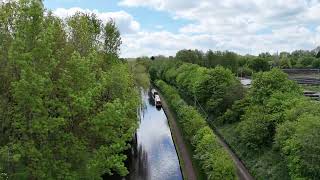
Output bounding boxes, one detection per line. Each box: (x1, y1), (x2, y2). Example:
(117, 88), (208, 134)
(106, 89), (182, 180)
(133, 90), (182, 180)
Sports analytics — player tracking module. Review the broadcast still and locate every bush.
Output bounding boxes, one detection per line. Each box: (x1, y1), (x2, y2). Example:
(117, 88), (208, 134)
(276, 115), (320, 179)
(192, 127), (236, 180)
(176, 105), (207, 139)
(219, 97), (250, 124)
(236, 105), (273, 150)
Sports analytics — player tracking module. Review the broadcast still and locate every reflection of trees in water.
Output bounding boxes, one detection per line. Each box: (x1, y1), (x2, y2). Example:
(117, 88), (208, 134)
(103, 132), (150, 180)
(129, 133), (150, 180)
(130, 145), (150, 180)
(148, 90), (155, 107)
(140, 104), (147, 123)
(104, 90), (151, 180)
(139, 90), (149, 122)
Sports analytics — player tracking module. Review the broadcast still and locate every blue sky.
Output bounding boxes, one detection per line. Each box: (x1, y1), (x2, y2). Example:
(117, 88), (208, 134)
(44, 0), (190, 33)
(44, 0), (320, 57)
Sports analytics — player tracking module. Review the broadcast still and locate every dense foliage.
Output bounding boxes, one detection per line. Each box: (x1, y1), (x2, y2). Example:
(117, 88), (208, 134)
(151, 59), (320, 179)
(0, 1), (139, 179)
(155, 80), (236, 180)
(150, 60), (244, 120)
(175, 49), (320, 76)
(128, 57), (151, 89)
(221, 69), (320, 179)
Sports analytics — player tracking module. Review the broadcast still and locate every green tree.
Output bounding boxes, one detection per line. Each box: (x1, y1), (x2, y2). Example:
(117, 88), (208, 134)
(176, 49), (204, 64)
(311, 58), (320, 68)
(0, 1), (139, 179)
(279, 57), (292, 68)
(67, 12), (102, 57)
(296, 56), (316, 68)
(249, 68), (301, 105)
(276, 115), (320, 179)
(249, 57), (270, 72)
(104, 19), (122, 57)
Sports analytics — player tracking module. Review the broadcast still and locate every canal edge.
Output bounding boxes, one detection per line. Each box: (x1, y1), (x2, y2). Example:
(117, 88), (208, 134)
(156, 88), (198, 180)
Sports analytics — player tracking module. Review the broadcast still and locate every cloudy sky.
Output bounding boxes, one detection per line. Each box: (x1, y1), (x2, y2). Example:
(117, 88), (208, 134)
(44, 0), (320, 58)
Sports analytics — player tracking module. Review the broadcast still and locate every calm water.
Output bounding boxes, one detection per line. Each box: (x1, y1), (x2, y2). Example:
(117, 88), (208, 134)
(107, 89), (183, 180)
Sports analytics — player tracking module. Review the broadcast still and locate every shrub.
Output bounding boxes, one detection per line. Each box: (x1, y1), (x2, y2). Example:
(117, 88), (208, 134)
(192, 127), (236, 180)
(275, 115), (320, 179)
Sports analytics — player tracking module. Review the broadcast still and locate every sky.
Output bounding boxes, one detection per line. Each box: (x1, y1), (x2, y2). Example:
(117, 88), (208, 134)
(44, 0), (320, 58)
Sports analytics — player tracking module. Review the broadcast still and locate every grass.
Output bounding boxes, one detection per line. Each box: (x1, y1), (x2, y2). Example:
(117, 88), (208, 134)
(216, 122), (290, 180)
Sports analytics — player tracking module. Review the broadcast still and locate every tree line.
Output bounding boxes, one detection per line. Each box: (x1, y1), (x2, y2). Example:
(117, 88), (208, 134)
(0, 0), (139, 179)
(150, 60), (320, 179)
(175, 49), (320, 77)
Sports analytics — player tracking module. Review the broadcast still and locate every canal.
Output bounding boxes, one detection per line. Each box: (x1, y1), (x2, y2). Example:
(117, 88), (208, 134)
(109, 89), (183, 180)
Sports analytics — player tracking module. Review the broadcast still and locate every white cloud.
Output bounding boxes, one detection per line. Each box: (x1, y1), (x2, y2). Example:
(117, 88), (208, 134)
(53, 7), (140, 34)
(117, 0), (320, 57)
(121, 26), (320, 58)
(4, 0), (320, 57)
(46, 1), (320, 57)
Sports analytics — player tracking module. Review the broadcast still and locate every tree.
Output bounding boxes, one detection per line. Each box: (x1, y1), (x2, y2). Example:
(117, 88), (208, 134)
(235, 68), (303, 150)
(249, 57), (270, 72)
(312, 58), (320, 68)
(296, 56), (316, 68)
(104, 19), (122, 57)
(176, 49), (199, 64)
(316, 51), (320, 58)
(194, 66), (242, 117)
(279, 57), (292, 68)
(0, 1), (139, 179)
(236, 105), (272, 150)
(276, 115), (320, 179)
(249, 68), (301, 104)
(67, 12), (102, 57)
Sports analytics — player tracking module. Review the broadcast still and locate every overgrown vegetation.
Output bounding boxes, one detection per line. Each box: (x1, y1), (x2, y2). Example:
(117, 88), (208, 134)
(155, 80), (236, 180)
(151, 59), (320, 179)
(128, 57), (151, 89)
(175, 49), (320, 77)
(0, 1), (139, 179)
(226, 69), (320, 179)
(150, 60), (244, 120)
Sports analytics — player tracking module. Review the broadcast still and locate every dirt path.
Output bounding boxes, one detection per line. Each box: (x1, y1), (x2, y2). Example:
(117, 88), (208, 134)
(213, 129), (254, 180)
(159, 92), (197, 180)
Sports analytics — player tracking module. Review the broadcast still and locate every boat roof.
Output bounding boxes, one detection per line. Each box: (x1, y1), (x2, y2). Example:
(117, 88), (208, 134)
(155, 95), (161, 101)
